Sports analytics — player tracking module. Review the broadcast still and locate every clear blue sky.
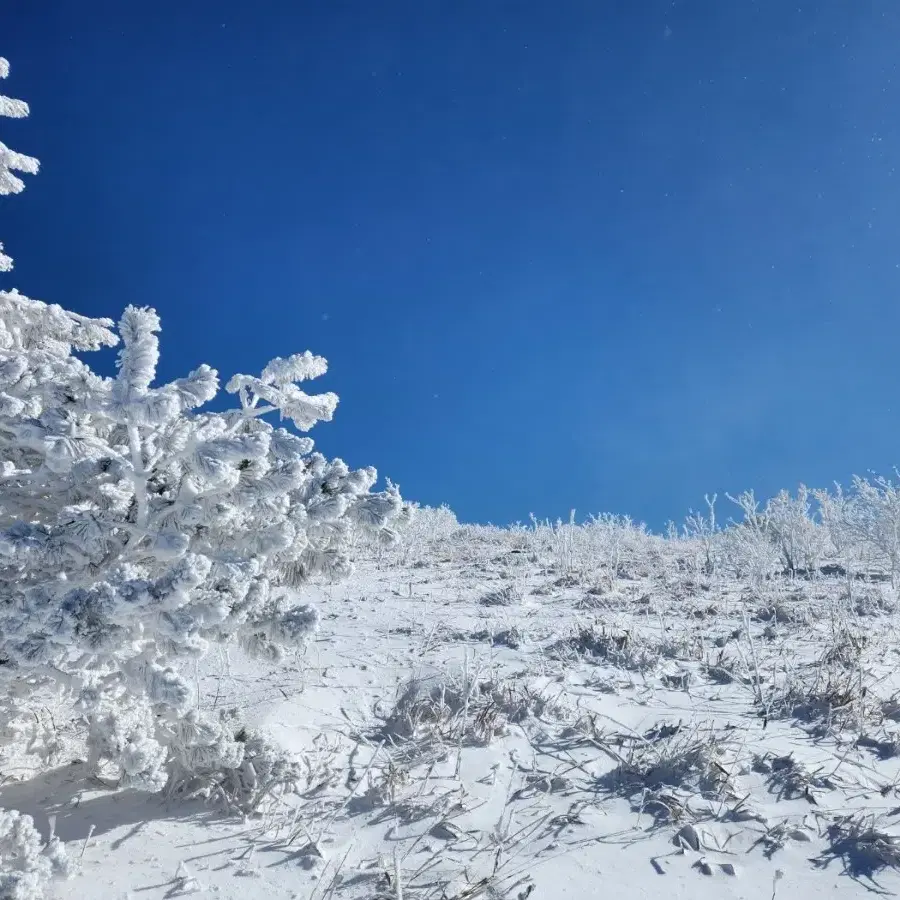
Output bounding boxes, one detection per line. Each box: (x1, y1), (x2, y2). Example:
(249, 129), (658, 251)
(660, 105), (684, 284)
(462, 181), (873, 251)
(5, 1), (900, 527)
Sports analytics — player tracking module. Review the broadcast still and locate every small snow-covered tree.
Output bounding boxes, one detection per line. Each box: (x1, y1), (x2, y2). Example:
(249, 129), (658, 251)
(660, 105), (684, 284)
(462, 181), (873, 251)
(0, 57), (403, 799)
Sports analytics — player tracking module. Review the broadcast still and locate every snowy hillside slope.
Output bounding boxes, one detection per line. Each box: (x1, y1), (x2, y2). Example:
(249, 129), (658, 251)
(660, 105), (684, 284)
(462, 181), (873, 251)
(8, 520), (900, 899)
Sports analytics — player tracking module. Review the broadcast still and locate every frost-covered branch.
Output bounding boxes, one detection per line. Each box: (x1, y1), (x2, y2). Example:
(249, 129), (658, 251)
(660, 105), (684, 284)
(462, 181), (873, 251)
(0, 57), (404, 803)
(0, 59), (38, 271)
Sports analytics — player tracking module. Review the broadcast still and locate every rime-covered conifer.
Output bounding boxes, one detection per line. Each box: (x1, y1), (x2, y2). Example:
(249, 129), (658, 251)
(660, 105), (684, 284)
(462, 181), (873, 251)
(0, 56), (403, 796)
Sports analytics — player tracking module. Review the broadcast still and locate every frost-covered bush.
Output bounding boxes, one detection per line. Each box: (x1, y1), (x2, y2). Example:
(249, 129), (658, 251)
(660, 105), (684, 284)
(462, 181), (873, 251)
(682, 494), (720, 577)
(0, 808), (74, 900)
(0, 58), (403, 796)
(405, 504), (459, 545)
(163, 709), (306, 813)
(838, 475), (900, 585)
(716, 491), (782, 585)
(579, 513), (660, 580)
(383, 503), (458, 565)
(764, 485), (828, 576)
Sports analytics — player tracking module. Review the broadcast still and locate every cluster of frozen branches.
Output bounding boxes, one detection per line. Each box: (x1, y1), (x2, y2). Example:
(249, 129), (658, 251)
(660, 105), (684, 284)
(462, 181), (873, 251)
(680, 481), (900, 587)
(0, 58), (403, 806)
(388, 482), (900, 590)
(0, 56), (39, 273)
(0, 808), (73, 900)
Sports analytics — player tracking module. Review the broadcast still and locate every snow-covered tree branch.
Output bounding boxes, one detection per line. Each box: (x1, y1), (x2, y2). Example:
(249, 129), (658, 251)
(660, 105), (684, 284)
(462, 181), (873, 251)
(0, 57), (403, 801)
(0, 57), (39, 272)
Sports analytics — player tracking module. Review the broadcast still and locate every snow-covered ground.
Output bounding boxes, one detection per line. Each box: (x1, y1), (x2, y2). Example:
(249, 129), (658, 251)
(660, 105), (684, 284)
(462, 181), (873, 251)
(7, 525), (900, 899)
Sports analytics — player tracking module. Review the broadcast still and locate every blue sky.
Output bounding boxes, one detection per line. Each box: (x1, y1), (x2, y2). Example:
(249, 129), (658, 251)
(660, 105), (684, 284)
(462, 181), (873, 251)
(4, 1), (900, 528)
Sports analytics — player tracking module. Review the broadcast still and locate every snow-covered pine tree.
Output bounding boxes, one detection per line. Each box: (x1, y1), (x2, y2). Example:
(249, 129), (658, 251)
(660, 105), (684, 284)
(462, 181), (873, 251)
(0, 57), (403, 799)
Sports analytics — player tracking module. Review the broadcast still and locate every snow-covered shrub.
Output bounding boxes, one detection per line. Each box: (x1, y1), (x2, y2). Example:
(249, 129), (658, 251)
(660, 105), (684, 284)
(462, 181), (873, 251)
(164, 709), (305, 813)
(523, 511), (661, 583)
(580, 513), (646, 580)
(764, 485), (828, 576)
(812, 477), (900, 587)
(0, 57), (403, 797)
(529, 511), (579, 575)
(682, 494), (720, 577)
(841, 475), (900, 585)
(478, 583), (522, 607)
(0, 808), (74, 900)
(550, 623), (662, 672)
(406, 503), (459, 543)
(374, 670), (558, 756)
(597, 724), (735, 818)
(679, 485), (836, 585)
(387, 503), (458, 565)
(719, 491), (782, 584)
(815, 484), (858, 578)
